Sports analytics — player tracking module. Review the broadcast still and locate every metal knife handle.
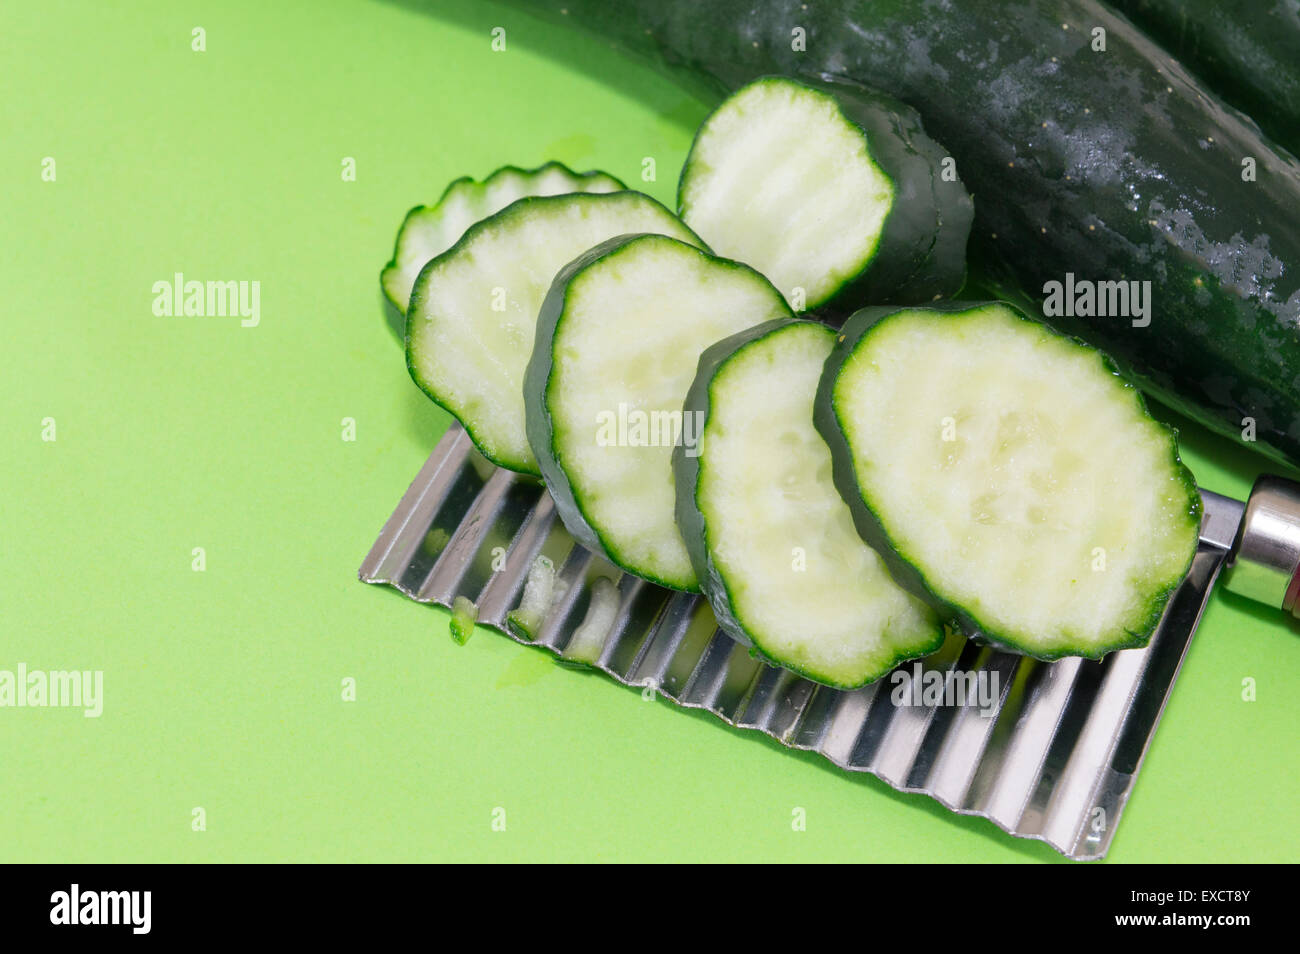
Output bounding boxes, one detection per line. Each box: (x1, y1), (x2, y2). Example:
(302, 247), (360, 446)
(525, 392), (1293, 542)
(1223, 475), (1300, 618)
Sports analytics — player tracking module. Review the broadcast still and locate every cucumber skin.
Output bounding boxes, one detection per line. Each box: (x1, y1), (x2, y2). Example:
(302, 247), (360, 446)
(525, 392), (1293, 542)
(673, 318), (944, 687)
(524, 232), (789, 593)
(672, 322), (794, 651)
(523, 235), (637, 568)
(813, 302), (1203, 661)
(809, 78), (972, 307)
(1112, 0), (1300, 157)
(677, 76), (971, 310)
(506, 0), (1300, 469)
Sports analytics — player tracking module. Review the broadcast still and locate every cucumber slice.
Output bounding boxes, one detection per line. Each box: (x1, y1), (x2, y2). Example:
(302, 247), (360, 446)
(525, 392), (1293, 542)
(674, 319), (942, 687)
(406, 192), (702, 475)
(381, 162), (624, 314)
(525, 233), (793, 591)
(815, 302), (1202, 660)
(677, 76), (969, 312)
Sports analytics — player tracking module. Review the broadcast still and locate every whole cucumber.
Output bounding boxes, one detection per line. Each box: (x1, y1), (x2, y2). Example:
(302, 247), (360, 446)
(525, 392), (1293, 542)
(1112, 0), (1300, 157)
(505, 0), (1300, 468)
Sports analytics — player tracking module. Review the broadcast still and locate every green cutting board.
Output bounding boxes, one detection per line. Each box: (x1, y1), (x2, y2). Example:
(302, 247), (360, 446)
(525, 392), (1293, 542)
(1, 0), (1295, 862)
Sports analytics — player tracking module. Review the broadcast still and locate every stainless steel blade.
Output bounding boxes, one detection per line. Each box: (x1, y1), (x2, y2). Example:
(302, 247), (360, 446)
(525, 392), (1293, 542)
(360, 424), (1243, 860)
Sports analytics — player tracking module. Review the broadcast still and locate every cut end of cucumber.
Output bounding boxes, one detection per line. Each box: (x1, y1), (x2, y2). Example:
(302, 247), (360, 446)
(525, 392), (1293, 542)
(406, 191), (700, 475)
(381, 161), (624, 314)
(825, 302), (1201, 659)
(680, 78), (895, 310)
(685, 320), (942, 687)
(529, 233), (793, 591)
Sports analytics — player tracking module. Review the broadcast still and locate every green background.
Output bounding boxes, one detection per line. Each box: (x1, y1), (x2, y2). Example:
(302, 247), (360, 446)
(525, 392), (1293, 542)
(2, 0), (1296, 863)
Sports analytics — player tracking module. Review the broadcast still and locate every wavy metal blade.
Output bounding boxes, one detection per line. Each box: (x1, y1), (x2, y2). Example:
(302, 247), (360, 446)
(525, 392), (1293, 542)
(359, 424), (1242, 860)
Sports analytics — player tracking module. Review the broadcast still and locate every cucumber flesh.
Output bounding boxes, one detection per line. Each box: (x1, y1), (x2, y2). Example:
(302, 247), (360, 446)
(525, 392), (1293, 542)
(526, 233), (793, 591)
(675, 319), (942, 687)
(677, 76), (968, 311)
(506, 554), (557, 640)
(564, 576), (620, 664)
(449, 596), (478, 645)
(817, 302), (1201, 659)
(406, 192), (702, 475)
(382, 162), (624, 315)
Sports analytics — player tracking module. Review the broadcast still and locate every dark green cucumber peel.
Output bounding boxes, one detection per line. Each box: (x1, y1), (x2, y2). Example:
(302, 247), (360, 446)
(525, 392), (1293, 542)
(898, 120), (975, 304)
(508, 0), (1300, 469)
(522, 235), (636, 551)
(813, 302), (1203, 661)
(815, 76), (969, 305)
(832, 77), (972, 305)
(522, 236), (639, 519)
(673, 317), (944, 687)
(677, 75), (971, 310)
(671, 320), (801, 653)
(1112, 0), (1300, 157)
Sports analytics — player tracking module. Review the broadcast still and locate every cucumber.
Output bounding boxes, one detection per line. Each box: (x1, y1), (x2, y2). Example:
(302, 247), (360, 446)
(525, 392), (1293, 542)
(1112, 0), (1300, 157)
(406, 191), (702, 475)
(815, 302), (1202, 659)
(674, 319), (942, 687)
(510, 0), (1300, 468)
(524, 233), (792, 591)
(381, 162), (624, 316)
(677, 76), (970, 311)
(506, 554), (558, 640)
(449, 596), (478, 646)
